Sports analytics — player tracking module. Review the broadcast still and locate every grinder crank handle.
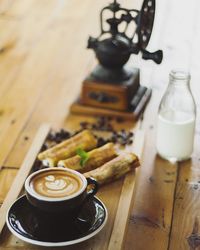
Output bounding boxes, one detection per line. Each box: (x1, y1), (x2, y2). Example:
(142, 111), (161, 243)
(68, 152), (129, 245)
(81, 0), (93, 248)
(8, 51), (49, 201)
(142, 49), (163, 64)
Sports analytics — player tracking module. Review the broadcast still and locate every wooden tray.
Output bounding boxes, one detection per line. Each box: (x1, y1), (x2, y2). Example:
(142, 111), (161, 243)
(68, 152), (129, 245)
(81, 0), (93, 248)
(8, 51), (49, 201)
(0, 124), (145, 250)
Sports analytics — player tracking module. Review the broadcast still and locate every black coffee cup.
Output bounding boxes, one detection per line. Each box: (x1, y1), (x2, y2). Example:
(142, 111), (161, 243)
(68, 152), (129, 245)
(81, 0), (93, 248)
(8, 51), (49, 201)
(25, 168), (98, 214)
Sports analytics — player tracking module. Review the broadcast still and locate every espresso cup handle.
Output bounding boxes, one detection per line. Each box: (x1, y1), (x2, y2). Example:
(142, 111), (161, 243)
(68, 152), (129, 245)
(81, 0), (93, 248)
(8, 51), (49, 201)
(86, 177), (98, 199)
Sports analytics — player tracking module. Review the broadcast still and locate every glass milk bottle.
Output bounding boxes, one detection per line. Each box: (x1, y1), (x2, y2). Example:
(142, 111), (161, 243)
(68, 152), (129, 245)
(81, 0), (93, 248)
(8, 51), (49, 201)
(156, 70), (196, 162)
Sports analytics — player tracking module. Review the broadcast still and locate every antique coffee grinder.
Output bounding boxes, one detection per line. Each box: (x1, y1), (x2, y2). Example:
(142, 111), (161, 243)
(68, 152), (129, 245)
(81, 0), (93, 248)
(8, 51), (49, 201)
(71, 0), (163, 120)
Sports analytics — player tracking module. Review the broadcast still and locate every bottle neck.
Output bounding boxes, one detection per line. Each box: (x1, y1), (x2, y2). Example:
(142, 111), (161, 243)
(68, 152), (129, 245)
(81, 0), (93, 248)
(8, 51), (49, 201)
(169, 70), (190, 88)
(159, 70), (196, 121)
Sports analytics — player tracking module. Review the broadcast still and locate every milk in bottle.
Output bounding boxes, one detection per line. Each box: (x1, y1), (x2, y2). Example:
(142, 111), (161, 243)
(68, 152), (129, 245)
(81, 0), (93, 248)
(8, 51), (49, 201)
(156, 70), (196, 162)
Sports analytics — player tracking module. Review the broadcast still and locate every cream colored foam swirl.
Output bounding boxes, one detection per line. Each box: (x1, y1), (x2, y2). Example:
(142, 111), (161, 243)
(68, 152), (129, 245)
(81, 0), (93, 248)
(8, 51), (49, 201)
(31, 171), (82, 198)
(45, 177), (67, 191)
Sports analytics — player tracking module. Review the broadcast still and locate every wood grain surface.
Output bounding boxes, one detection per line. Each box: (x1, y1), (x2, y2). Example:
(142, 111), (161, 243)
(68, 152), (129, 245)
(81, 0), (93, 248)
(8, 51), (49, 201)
(0, 0), (199, 249)
(0, 125), (144, 250)
(0, 124), (50, 235)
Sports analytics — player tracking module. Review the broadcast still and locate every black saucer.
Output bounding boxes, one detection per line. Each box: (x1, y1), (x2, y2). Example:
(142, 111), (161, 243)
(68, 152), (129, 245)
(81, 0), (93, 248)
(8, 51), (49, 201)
(6, 195), (107, 247)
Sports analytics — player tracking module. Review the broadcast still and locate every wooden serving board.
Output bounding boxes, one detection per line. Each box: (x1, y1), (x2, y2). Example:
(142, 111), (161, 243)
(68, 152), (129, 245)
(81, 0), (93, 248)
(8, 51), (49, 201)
(0, 123), (145, 250)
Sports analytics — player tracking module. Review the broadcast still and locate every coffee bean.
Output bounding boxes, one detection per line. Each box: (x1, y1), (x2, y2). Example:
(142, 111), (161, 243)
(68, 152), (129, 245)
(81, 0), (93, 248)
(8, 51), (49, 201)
(116, 117), (124, 123)
(80, 121), (88, 127)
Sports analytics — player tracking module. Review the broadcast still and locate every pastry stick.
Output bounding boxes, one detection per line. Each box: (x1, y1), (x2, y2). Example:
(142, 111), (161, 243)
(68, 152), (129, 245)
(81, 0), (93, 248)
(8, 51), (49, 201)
(38, 130), (97, 167)
(58, 143), (117, 173)
(84, 153), (140, 185)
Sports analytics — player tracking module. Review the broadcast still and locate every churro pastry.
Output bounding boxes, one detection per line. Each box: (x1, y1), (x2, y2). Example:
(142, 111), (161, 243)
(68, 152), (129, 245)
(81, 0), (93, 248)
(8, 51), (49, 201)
(84, 152), (140, 185)
(38, 130), (97, 167)
(58, 143), (117, 173)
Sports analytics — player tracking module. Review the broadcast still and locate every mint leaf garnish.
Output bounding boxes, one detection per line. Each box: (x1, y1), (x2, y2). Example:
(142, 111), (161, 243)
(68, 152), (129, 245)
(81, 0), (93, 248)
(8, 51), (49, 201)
(76, 148), (89, 167)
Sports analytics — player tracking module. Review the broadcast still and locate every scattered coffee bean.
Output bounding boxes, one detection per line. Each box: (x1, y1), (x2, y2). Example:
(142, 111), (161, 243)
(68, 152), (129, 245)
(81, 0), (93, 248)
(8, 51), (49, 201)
(129, 132), (134, 137)
(34, 121), (135, 173)
(41, 144), (48, 151)
(116, 117), (124, 123)
(80, 118), (134, 146)
(80, 121), (89, 129)
(47, 129), (72, 143)
(128, 139), (133, 145)
(32, 160), (48, 172)
(36, 117), (135, 172)
(97, 137), (108, 147)
(46, 124), (134, 148)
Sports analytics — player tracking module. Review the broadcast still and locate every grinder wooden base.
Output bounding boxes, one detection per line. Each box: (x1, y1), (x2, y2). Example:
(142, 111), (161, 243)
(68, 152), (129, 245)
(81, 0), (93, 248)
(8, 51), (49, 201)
(81, 68), (140, 111)
(70, 86), (152, 121)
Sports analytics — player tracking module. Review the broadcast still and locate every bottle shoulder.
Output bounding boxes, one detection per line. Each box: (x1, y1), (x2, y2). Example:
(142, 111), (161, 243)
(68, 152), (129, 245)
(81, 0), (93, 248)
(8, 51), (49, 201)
(159, 87), (196, 115)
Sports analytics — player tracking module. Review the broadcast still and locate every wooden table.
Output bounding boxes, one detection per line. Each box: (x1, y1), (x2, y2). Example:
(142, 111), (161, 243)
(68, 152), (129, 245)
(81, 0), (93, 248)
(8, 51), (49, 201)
(0, 0), (200, 249)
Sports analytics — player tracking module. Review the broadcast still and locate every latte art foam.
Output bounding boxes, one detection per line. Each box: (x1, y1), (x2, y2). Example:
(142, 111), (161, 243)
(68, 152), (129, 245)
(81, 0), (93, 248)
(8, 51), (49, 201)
(30, 170), (83, 198)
